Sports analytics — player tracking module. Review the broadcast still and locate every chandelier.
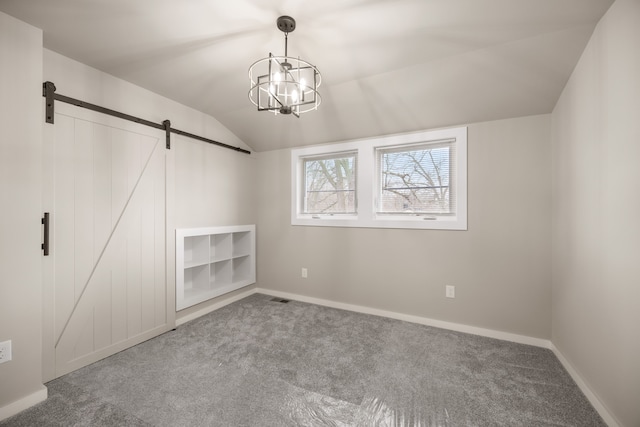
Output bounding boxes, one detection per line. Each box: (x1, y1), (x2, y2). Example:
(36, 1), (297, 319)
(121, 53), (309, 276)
(248, 16), (321, 117)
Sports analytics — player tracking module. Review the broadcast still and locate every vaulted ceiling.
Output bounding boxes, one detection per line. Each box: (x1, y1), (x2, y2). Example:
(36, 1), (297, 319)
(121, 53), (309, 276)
(0, 0), (614, 152)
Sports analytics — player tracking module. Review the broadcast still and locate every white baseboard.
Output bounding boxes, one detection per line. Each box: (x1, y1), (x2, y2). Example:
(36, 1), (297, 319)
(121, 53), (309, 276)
(0, 385), (47, 422)
(255, 287), (551, 348)
(550, 345), (620, 427)
(176, 288), (256, 327)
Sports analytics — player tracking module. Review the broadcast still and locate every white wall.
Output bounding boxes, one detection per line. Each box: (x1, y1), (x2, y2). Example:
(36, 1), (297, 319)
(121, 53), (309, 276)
(44, 50), (259, 325)
(0, 11), (47, 417)
(256, 114), (552, 340)
(551, 1), (640, 426)
(173, 132), (258, 322)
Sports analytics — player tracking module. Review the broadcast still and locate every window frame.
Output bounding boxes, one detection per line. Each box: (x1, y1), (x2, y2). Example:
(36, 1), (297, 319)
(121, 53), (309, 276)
(291, 127), (467, 230)
(301, 150), (358, 215)
(375, 139), (456, 216)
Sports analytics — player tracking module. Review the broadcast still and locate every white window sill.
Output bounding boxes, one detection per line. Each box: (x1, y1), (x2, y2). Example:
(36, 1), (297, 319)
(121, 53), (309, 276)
(292, 214), (466, 230)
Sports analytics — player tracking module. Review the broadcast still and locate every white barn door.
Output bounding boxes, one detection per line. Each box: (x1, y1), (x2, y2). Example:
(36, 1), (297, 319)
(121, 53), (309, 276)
(42, 103), (175, 380)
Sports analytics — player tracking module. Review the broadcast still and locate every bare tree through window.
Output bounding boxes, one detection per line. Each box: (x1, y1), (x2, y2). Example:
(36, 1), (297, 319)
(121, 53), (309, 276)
(303, 153), (356, 214)
(378, 143), (453, 214)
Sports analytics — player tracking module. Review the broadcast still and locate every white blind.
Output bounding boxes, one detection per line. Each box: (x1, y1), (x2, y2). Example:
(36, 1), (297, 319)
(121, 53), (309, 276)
(376, 140), (456, 215)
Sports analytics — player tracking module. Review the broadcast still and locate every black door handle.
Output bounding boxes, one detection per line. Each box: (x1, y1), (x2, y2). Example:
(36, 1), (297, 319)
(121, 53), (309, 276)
(41, 212), (50, 256)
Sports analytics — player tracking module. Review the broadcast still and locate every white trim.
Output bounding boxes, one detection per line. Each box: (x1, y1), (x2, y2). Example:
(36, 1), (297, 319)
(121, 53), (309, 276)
(550, 344), (621, 427)
(255, 288), (550, 348)
(175, 287), (256, 327)
(0, 385), (47, 422)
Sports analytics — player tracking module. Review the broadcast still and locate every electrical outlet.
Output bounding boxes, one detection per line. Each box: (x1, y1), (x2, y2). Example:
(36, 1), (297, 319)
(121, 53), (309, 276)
(0, 340), (12, 364)
(445, 285), (456, 299)
(301, 268), (308, 278)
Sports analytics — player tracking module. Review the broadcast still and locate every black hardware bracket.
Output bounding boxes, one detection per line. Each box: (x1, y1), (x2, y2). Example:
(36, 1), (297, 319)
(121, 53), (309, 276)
(41, 81), (250, 154)
(43, 81), (56, 124)
(162, 120), (171, 150)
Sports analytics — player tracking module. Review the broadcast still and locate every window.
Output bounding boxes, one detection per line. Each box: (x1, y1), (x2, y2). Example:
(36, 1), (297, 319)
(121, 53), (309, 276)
(291, 127), (466, 230)
(377, 141), (455, 216)
(302, 152), (357, 215)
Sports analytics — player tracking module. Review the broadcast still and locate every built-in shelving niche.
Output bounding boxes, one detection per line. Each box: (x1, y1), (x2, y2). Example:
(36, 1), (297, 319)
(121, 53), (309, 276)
(176, 225), (255, 310)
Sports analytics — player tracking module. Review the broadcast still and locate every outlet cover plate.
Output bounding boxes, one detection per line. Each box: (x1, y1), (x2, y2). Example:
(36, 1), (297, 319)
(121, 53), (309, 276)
(446, 285), (456, 298)
(0, 340), (12, 364)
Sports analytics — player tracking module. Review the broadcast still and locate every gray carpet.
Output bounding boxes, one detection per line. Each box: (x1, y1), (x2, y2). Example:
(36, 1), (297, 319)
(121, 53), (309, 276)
(2, 293), (604, 426)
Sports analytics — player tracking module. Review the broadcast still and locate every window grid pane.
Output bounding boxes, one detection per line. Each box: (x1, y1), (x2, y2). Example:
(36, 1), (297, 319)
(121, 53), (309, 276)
(378, 142), (454, 214)
(303, 153), (357, 214)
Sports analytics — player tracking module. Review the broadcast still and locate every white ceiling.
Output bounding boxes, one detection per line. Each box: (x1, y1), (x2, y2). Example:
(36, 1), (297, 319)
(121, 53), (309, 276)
(0, 0), (613, 152)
